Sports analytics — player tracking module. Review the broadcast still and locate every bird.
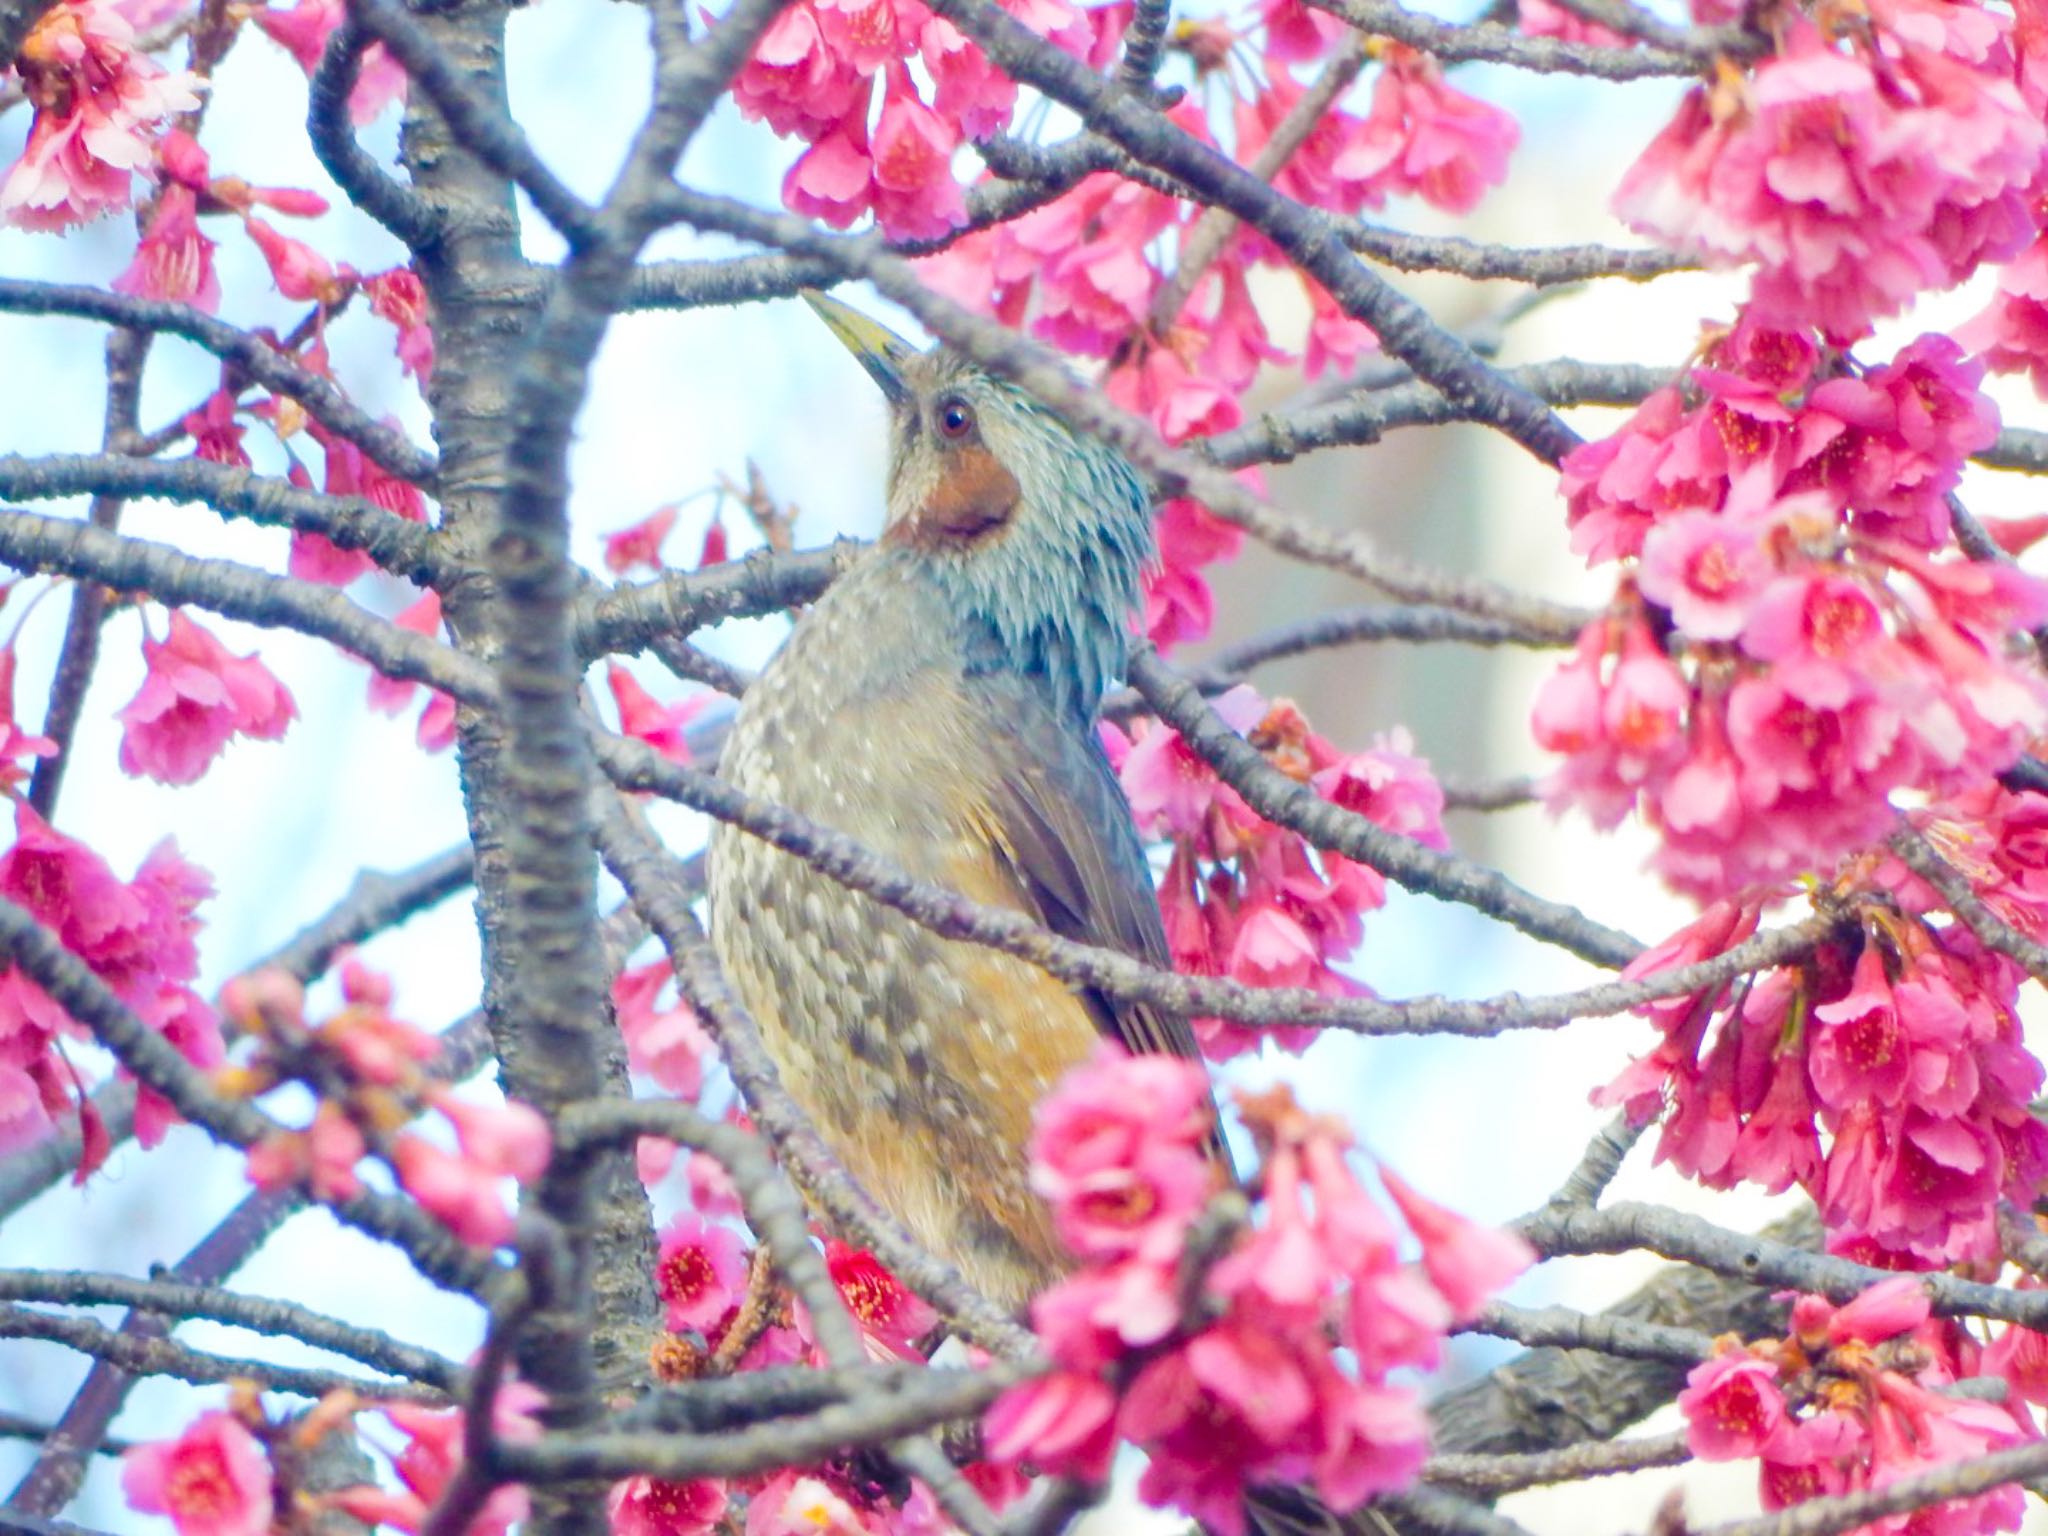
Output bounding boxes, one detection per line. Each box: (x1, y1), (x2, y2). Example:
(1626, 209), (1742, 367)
(708, 290), (1197, 1317)
(707, 295), (1368, 1536)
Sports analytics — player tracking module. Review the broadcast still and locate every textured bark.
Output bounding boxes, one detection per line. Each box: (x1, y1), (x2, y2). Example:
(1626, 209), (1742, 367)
(397, 10), (658, 1530)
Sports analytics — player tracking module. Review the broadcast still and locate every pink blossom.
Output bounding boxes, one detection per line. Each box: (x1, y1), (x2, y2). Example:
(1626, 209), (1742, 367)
(130, 986), (221, 1146)
(1557, 385), (1698, 564)
(364, 589), (443, 714)
(1678, 1350), (1788, 1459)
(997, 173), (1173, 357)
(783, 114), (875, 229)
(366, 267), (434, 382)
(610, 959), (714, 1097)
(1031, 1049), (1215, 1264)
(1533, 614), (1689, 830)
(184, 390), (248, 467)
(1259, 0), (1342, 58)
(0, 649), (57, 794)
(116, 611), (296, 785)
(809, 0), (917, 71)
(1301, 276), (1377, 380)
(684, 1147), (742, 1217)
(0, 0), (201, 230)
(1961, 233), (2048, 399)
(245, 217), (352, 305)
(743, 1470), (893, 1535)
(433, 1090), (550, 1184)
(1143, 497), (1243, 650)
(375, 1393), (536, 1536)
(245, 1099), (366, 1201)
(920, 17), (1013, 140)
(1115, 685), (1262, 840)
(734, 5), (868, 139)
(1310, 729), (1447, 851)
(1035, 1245), (1184, 1355)
(608, 1475), (727, 1536)
(1378, 1165), (1533, 1319)
(1122, 1327), (1318, 1535)
(607, 663), (711, 764)
(987, 1370), (1122, 1477)
(122, 1410), (273, 1536)
(113, 186), (219, 311)
(1310, 1369), (1430, 1511)
(604, 506), (679, 575)
(254, 0), (406, 122)
(826, 1239), (938, 1355)
(1637, 511), (1773, 641)
(1614, 23), (2045, 340)
(1824, 1275), (1932, 1345)
(656, 1212), (747, 1332)
(394, 1134), (522, 1247)
(1331, 45), (1517, 215)
(868, 76), (965, 241)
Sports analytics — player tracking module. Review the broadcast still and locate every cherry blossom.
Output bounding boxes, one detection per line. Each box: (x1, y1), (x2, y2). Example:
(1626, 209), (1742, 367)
(985, 1054), (1523, 1532)
(0, 648), (57, 794)
(366, 267), (435, 382)
(608, 1475), (728, 1536)
(0, 0), (201, 229)
(122, 1409), (273, 1536)
(1540, 316), (2043, 898)
(1682, 1281), (2034, 1532)
(608, 663), (712, 764)
(112, 186), (219, 310)
(116, 611), (297, 786)
(1615, 20), (2046, 341)
(657, 1211), (748, 1332)
(605, 506), (681, 575)
(1110, 689), (1446, 1058)
(1599, 888), (2048, 1265)
(254, 0), (407, 123)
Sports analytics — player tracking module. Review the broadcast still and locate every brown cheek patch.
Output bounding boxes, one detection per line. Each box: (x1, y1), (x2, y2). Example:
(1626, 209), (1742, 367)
(906, 445), (1019, 543)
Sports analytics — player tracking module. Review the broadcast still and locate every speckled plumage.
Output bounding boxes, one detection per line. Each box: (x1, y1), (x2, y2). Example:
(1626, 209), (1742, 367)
(708, 302), (1190, 1313)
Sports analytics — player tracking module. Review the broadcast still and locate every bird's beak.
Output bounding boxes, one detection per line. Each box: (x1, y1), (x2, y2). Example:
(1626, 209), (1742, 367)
(802, 290), (915, 407)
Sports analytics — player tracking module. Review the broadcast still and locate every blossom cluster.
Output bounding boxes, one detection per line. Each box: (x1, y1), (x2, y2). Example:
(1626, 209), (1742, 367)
(1536, 318), (2045, 898)
(1679, 1277), (2035, 1531)
(734, 0), (1118, 243)
(0, 794), (217, 1165)
(117, 609), (297, 785)
(622, 1191), (1033, 1533)
(1102, 686), (1447, 1059)
(1615, 7), (2047, 343)
(1599, 861), (2048, 1267)
(983, 1050), (1530, 1534)
(0, 0), (199, 230)
(228, 961), (551, 1248)
(0, 0), (408, 232)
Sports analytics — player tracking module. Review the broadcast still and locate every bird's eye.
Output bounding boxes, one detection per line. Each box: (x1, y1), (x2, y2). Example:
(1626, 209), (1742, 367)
(937, 399), (976, 441)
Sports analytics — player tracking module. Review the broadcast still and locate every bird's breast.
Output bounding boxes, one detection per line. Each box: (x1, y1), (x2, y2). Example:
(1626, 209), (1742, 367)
(710, 605), (1101, 1311)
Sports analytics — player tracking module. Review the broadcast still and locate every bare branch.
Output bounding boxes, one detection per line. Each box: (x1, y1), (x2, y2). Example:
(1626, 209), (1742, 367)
(0, 281), (437, 488)
(308, 18), (441, 247)
(0, 454), (446, 586)
(0, 1272), (460, 1393)
(1522, 1200), (2048, 1331)
(1315, 0), (1711, 77)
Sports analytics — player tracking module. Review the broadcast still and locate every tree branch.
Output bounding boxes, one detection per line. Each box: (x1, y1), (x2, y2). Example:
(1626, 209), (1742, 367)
(0, 281), (437, 488)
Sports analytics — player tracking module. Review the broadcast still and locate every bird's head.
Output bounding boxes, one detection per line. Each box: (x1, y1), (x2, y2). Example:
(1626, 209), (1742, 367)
(804, 291), (1155, 724)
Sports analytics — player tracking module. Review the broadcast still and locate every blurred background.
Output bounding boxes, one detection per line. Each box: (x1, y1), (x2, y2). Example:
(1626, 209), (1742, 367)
(0, 2), (2043, 1527)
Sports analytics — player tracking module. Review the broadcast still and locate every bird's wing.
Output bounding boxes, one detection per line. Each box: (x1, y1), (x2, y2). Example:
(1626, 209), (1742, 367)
(973, 678), (1205, 1067)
